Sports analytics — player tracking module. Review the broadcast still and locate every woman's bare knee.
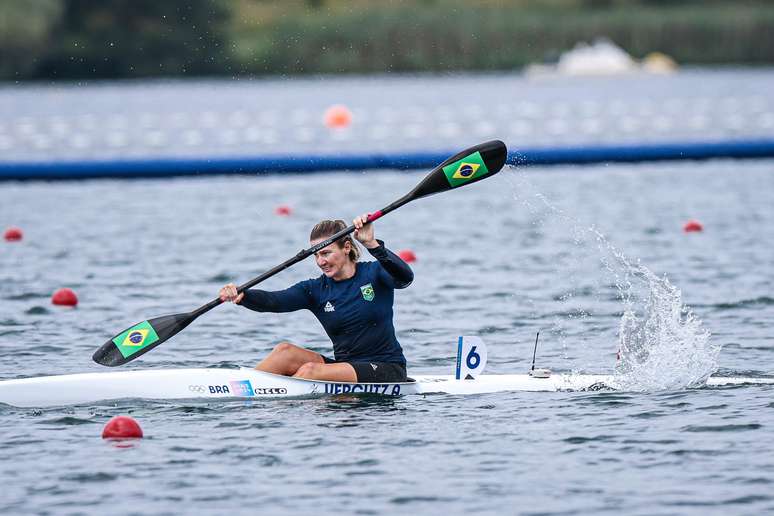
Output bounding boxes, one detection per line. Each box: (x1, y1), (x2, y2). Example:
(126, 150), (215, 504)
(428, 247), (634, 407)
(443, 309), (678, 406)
(272, 341), (297, 354)
(294, 362), (321, 379)
(257, 342), (323, 376)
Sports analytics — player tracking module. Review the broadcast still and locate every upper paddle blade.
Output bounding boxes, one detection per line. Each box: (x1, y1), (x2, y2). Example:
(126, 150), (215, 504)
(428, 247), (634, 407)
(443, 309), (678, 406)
(92, 312), (196, 366)
(408, 140), (507, 200)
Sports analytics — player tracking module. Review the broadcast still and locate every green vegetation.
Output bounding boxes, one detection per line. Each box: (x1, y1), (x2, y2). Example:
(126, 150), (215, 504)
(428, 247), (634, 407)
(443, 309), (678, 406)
(2, 0), (774, 81)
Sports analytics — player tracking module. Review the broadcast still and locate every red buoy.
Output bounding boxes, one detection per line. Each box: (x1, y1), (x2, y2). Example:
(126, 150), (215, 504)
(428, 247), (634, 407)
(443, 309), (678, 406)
(398, 249), (417, 263)
(324, 104), (352, 129)
(102, 415), (143, 439)
(51, 288), (78, 306)
(274, 204), (293, 216)
(4, 227), (23, 242)
(683, 220), (704, 233)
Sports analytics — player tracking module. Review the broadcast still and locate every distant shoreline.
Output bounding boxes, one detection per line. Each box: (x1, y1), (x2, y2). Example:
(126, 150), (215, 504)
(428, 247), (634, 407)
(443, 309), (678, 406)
(2, 1), (774, 82)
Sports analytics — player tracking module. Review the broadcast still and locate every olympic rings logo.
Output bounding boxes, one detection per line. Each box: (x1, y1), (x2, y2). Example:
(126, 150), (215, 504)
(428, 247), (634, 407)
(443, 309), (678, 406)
(188, 385), (206, 393)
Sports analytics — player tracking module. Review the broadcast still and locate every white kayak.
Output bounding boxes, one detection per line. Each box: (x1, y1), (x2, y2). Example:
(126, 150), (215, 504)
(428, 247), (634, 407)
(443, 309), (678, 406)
(1, 367), (772, 408)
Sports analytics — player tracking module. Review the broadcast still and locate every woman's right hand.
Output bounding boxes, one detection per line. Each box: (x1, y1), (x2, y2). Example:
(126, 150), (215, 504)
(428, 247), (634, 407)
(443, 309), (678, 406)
(219, 283), (244, 304)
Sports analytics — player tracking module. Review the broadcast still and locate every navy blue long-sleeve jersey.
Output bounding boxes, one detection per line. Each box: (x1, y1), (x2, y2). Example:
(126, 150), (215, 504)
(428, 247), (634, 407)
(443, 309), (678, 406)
(241, 241), (413, 364)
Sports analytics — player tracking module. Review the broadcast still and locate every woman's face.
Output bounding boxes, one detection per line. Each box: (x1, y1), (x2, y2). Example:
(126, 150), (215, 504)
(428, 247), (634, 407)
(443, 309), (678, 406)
(311, 238), (351, 279)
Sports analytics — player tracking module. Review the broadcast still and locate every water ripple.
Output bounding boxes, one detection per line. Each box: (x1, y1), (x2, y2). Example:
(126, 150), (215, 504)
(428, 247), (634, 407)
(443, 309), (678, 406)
(682, 423), (763, 432)
(60, 472), (117, 483)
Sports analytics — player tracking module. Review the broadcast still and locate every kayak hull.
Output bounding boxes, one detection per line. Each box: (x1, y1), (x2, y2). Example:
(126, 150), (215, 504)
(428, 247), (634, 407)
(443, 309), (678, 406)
(0, 368), (771, 408)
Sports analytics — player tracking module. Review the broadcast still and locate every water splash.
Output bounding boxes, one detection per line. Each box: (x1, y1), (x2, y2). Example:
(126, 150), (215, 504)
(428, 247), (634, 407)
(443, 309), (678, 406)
(603, 242), (718, 391)
(506, 168), (721, 391)
(580, 223), (720, 390)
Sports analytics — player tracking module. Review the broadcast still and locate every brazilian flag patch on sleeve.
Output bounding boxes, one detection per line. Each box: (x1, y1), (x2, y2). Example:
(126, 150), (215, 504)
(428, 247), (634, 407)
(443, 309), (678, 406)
(442, 151), (490, 187)
(112, 320), (160, 358)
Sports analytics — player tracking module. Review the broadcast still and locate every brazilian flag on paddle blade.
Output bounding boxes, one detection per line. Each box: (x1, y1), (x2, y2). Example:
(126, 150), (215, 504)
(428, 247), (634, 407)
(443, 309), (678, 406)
(441, 151), (490, 188)
(112, 320), (160, 359)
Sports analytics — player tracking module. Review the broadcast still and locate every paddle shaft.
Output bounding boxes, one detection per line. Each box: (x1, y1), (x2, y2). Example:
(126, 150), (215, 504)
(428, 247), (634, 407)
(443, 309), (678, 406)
(191, 194), (411, 319)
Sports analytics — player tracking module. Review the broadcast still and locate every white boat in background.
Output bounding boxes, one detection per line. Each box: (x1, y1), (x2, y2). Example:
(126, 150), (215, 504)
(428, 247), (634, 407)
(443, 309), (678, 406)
(525, 38), (677, 77)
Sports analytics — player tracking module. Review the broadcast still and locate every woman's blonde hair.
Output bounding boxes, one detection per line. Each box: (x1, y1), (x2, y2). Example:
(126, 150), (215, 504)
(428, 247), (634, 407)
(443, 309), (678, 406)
(310, 219), (360, 262)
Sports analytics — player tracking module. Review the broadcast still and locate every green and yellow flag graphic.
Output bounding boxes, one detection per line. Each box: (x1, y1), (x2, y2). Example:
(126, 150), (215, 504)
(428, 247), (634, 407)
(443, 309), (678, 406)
(442, 151), (490, 188)
(112, 320), (160, 358)
(360, 283), (375, 301)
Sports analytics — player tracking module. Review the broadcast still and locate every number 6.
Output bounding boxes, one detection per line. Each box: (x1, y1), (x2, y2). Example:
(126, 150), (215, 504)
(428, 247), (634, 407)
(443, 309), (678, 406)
(466, 346), (480, 369)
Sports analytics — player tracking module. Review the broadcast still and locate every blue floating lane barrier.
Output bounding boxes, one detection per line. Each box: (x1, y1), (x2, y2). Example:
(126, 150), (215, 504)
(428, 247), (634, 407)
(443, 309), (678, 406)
(510, 139), (774, 166)
(0, 152), (447, 180)
(1, 139), (773, 180)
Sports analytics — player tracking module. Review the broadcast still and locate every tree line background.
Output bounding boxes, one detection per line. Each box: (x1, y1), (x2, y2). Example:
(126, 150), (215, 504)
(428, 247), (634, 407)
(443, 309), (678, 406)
(2, 0), (774, 82)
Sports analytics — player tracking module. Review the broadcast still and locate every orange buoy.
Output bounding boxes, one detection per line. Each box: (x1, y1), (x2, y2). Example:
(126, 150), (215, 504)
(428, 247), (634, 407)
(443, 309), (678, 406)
(102, 415), (143, 439)
(683, 220), (703, 233)
(398, 249), (417, 263)
(324, 104), (352, 129)
(4, 227), (23, 242)
(51, 288), (78, 306)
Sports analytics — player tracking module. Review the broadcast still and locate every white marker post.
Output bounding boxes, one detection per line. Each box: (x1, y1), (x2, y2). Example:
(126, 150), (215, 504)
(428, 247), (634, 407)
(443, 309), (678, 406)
(455, 336), (488, 380)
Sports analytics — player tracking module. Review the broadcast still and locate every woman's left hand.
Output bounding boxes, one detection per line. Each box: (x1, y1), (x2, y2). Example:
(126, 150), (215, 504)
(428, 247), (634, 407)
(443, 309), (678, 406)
(353, 213), (379, 249)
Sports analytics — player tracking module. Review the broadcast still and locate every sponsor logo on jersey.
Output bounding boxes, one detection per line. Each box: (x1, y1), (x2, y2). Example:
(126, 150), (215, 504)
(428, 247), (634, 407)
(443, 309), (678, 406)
(324, 301), (335, 312)
(360, 283), (375, 301)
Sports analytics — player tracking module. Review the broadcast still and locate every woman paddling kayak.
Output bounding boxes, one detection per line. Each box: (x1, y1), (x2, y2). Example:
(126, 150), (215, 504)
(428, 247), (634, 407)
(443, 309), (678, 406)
(219, 215), (413, 383)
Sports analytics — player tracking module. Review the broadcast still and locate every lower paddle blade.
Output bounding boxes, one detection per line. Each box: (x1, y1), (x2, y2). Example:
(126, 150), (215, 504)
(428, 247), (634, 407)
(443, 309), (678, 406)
(92, 312), (197, 366)
(408, 140), (507, 200)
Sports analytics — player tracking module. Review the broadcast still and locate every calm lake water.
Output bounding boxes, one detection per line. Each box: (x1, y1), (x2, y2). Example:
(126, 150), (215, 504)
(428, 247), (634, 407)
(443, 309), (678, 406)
(1, 73), (774, 515)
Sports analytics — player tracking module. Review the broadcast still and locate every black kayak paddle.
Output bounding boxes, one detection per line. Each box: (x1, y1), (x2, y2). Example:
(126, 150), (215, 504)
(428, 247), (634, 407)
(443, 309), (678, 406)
(93, 140), (508, 366)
